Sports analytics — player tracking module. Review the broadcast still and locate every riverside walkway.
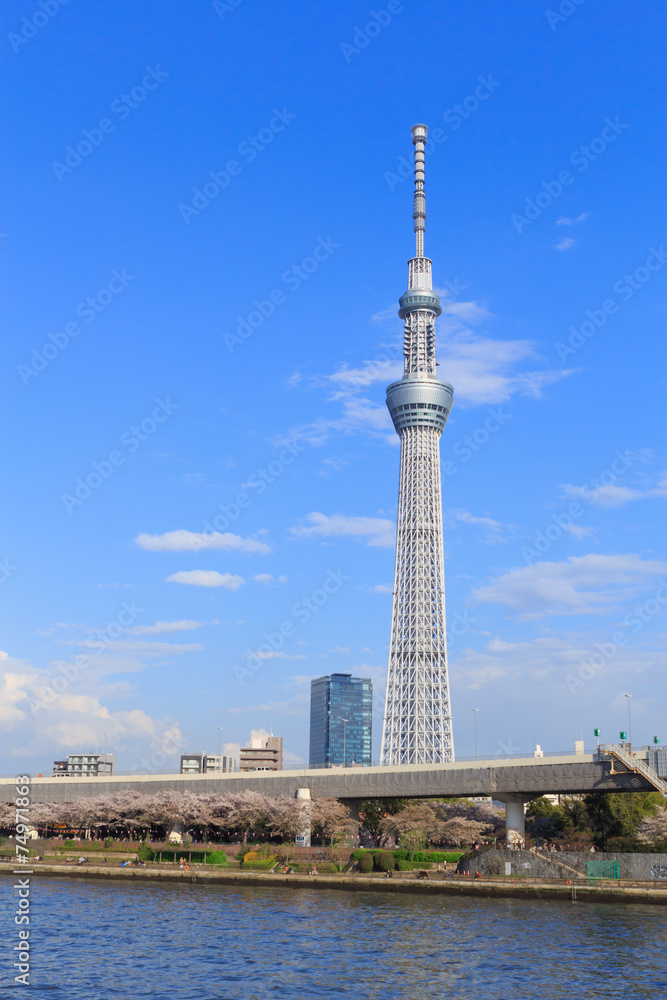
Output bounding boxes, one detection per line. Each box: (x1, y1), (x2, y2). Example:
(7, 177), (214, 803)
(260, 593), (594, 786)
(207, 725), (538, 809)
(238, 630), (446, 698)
(3, 862), (667, 906)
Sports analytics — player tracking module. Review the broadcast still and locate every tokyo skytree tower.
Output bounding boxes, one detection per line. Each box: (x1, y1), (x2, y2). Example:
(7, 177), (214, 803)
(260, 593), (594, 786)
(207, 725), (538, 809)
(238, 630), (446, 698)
(380, 124), (455, 765)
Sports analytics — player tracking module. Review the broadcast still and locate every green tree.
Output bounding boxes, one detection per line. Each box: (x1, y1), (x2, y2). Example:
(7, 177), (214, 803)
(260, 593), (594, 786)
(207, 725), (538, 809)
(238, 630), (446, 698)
(583, 792), (663, 848)
(525, 797), (569, 842)
(559, 795), (589, 832)
(358, 799), (406, 846)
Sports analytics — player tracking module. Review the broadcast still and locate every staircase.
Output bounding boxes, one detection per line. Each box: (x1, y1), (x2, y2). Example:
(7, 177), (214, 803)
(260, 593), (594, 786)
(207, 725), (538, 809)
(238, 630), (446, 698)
(526, 846), (585, 879)
(598, 744), (667, 795)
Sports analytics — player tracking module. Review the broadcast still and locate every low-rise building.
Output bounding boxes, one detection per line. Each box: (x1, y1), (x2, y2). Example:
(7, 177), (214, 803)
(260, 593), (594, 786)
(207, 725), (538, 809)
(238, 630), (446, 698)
(204, 753), (235, 773)
(240, 735), (283, 771)
(52, 753), (115, 777)
(179, 753), (236, 774)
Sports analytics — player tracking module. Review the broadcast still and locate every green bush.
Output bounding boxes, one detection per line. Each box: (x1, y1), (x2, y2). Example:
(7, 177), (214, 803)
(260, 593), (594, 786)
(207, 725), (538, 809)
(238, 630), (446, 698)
(137, 842), (154, 862)
(206, 851), (226, 865)
(64, 840), (76, 848)
(242, 856), (277, 870)
(374, 851), (396, 872)
(358, 852), (374, 873)
(104, 837), (114, 848)
(352, 848), (366, 861)
(392, 849), (462, 864)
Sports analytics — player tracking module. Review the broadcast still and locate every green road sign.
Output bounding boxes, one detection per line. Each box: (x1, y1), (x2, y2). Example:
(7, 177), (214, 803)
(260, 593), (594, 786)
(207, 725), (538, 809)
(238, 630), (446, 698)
(594, 728), (601, 736)
(654, 737), (661, 745)
(620, 731), (627, 740)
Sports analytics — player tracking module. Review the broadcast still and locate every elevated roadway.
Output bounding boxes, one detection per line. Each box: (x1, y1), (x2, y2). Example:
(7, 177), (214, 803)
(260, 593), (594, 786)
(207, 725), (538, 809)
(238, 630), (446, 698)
(4, 746), (664, 840)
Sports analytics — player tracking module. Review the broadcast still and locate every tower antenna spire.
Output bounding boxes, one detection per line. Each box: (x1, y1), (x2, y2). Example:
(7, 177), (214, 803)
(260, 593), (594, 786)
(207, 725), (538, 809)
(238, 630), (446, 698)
(411, 124), (428, 257)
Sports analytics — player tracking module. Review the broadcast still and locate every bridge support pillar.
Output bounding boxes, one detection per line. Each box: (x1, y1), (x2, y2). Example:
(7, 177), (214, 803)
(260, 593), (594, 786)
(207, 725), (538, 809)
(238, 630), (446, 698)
(295, 787), (311, 847)
(339, 799), (360, 823)
(496, 795), (532, 847)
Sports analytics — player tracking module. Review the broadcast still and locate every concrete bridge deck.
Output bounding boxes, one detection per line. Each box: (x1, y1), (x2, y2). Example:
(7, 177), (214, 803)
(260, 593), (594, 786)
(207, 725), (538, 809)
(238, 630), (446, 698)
(2, 749), (659, 805)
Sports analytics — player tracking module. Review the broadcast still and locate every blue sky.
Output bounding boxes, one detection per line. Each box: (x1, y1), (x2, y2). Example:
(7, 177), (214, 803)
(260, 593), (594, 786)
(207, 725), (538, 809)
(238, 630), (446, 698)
(1, 0), (666, 772)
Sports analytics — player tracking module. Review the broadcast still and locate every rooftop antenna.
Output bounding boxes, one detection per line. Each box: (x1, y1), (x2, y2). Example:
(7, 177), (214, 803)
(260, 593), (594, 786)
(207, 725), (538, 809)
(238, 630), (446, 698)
(411, 123), (428, 258)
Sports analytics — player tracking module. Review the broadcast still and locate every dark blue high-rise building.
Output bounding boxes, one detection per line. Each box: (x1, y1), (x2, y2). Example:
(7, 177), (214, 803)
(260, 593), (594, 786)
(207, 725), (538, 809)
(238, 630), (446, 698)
(309, 673), (373, 768)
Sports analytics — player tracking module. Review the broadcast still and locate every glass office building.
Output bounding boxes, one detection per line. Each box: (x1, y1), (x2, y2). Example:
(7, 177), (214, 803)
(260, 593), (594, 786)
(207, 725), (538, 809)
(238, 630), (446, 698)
(309, 673), (373, 768)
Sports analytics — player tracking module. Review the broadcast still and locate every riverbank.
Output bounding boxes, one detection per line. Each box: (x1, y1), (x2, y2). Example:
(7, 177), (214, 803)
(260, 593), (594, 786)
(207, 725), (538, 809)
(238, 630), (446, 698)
(3, 863), (667, 905)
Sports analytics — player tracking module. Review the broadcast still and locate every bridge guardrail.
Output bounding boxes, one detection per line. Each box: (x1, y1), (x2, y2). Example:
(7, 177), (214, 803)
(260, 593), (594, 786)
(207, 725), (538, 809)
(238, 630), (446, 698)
(597, 744), (667, 795)
(0, 748), (604, 779)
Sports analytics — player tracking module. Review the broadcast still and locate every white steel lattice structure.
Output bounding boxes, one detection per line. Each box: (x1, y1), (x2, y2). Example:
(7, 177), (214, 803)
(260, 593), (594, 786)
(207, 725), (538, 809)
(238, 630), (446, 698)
(380, 124), (455, 765)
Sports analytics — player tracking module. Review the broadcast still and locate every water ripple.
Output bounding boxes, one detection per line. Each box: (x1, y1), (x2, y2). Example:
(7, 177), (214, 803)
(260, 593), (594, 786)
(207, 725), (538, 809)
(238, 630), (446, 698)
(1, 876), (666, 999)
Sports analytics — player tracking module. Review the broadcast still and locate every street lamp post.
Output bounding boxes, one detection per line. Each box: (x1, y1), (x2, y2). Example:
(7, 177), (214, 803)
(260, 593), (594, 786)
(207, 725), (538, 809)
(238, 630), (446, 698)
(472, 709), (479, 761)
(341, 718), (348, 767)
(625, 695), (632, 749)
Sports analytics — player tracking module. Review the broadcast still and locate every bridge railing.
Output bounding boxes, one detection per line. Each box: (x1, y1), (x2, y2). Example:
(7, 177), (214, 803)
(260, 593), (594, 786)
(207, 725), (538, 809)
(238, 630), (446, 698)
(0, 748), (602, 780)
(596, 744), (667, 795)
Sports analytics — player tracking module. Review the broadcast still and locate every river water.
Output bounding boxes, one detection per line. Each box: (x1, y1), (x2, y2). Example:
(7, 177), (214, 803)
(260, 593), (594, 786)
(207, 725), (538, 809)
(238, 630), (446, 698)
(3, 876), (667, 998)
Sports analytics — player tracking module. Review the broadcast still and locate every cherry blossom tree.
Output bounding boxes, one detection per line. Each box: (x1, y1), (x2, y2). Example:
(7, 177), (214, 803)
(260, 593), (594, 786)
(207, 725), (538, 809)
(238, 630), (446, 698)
(265, 796), (310, 844)
(638, 807), (667, 844)
(439, 817), (489, 846)
(380, 802), (442, 859)
(311, 797), (358, 845)
(225, 791), (270, 844)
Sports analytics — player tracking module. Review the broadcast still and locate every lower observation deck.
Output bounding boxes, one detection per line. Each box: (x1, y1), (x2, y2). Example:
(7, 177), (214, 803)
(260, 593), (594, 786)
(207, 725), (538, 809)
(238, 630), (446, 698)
(387, 376), (454, 433)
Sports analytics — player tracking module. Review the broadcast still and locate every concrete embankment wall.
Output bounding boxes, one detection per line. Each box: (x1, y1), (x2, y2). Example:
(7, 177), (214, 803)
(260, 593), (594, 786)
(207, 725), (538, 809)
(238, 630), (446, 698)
(477, 848), (667, 881)
(3, 865), (667, 906)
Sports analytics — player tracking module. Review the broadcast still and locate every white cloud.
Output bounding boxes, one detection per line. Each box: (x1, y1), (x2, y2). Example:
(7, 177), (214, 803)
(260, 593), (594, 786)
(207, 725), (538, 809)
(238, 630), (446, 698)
(448, 509), (507, 544)
(0, 661), (186, 759)
(291, 512), (395, 547)
(555, 237), (575, 251)
(561, 474), (667, 509)
(254, 574), (273, 585)
(0, 670), (34, 725)
(229, 695), (308, 717)
(136, 529), (270, 555)
(126, 620), (207, 635)
(166, 570), (244, 590)
(276, 298), (571, 448)
(563, 523), (594, 539)
(438, 332), (569, 406)
(325, 330), (569, 410)
(557, 213), (589, 225)
(473, 554), (667, 618)
(450, 631), (667, 712)
(372, 583), (393, 594)
(244, 650), (308, 661)
(275, 399), (393, 450)
(71, 639), (205, 655)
